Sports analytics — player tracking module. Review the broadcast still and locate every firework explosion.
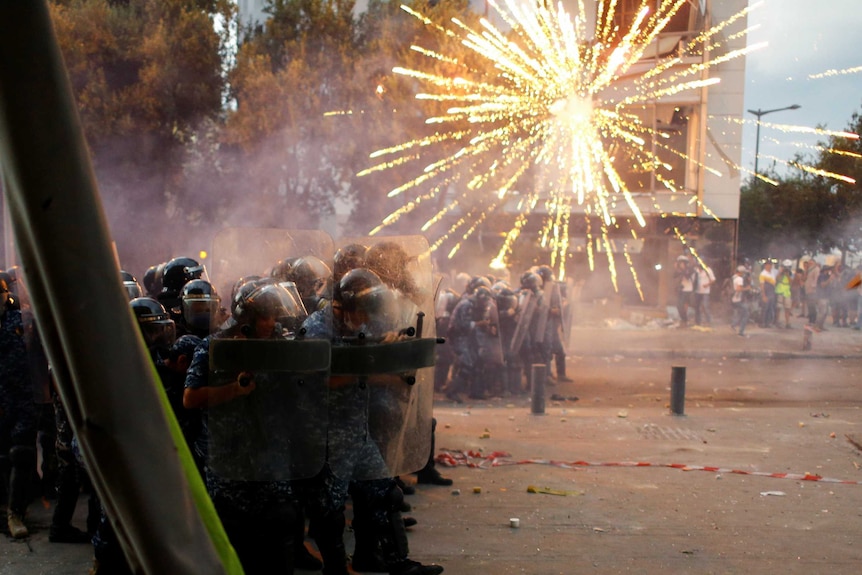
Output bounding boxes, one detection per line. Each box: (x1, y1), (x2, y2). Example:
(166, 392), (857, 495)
(360, 0), (857, 290)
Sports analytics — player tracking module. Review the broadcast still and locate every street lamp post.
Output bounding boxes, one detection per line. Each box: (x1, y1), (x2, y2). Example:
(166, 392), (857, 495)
(747, 104), (801, 178)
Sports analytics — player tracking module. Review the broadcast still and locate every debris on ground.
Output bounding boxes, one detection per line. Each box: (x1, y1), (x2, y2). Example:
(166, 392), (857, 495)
(527, 485), (583, 496)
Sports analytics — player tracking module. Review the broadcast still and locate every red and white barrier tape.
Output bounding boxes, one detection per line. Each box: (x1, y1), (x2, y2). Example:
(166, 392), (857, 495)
(435, 449), (862, 485)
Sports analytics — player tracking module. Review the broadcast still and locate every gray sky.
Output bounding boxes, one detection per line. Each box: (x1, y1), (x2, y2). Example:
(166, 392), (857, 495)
(743, 0), (862, 175)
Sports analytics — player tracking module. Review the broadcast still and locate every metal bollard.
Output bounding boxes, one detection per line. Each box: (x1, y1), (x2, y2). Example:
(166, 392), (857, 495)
(670, 366), (686, 415)
(530, 363), (546, 415)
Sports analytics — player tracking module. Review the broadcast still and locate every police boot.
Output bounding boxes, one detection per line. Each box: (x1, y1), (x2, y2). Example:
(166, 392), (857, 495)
(377, 489), (445, 575)
(389, 559), (445, 575)
(415, 420), (452, 487)
(555, 355), (573, 382)
(7, 446), (35, 538)
(351, 517), (388, 573)
(294, 507), (323, 571)
(313, 512), (349, 575)
(50, 454), (90, 543)
(415, 466), (452, 486)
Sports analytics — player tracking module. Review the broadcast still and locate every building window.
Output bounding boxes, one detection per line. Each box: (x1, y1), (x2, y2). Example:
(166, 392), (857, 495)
(612, 104), (695, 194)
(603, 0), (693, 35)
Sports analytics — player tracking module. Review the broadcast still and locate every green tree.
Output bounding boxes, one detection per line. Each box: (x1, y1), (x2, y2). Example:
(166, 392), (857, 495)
(50, 0), (231, 270)
(219, 0), (360, 229)
(738, 108), (862, 261)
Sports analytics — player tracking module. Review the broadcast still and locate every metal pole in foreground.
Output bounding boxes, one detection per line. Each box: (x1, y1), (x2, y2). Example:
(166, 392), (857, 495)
(670, 366), (686, 415)
(531, 363), (546, 415)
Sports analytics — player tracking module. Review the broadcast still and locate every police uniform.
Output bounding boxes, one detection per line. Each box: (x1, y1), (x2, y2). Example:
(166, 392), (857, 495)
(0, 294), (37, 538)
(185, 332), (297, 575)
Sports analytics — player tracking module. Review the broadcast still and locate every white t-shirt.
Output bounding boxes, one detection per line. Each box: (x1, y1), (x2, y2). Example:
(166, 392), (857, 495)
(732, 274), (745, 303)
(695, 267), (715, 295)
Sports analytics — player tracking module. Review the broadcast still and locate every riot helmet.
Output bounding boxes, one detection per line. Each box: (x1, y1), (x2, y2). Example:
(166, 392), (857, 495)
(230, 276), (262, 320)
(160, 257), (206, 301)
(520, 271), (542, 293)
(333, 243), (368, 282)
(474, 285), (493, 301)
(535, 265), (554, 286)
(121, 270), (143, 300)
(285, 255), (332, 312)
(232, 280), (306, 337)
(142, 263), (164, 298)
(270, 257), (299, 282)
(180, 279), (221, 335)
(466, 275), (492, 295)
(130, 297), (177, 351)
(496, 288), (518, 314)
(337, 268), (400, 335)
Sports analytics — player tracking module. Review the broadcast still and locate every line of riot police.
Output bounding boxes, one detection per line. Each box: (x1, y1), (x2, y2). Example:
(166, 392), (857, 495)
(437, 265), (573, 404)
(129, 232), (443, 575)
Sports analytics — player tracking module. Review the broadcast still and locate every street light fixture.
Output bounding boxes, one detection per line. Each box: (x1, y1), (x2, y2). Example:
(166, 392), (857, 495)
(747, 104), (801, 178)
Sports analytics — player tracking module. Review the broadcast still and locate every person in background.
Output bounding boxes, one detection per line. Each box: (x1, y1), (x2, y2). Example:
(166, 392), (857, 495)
(775, 260), (793, 329)
(673, 255), (695, 328)
(693, 261), (715, 326)
(804, 259), (820, 326)
(731, 266), (752, 337)
(792, 264), (806, 319)
(758, 260), (777, 328)
(814, 260), (837, 332)
(0, 274), (37, 539)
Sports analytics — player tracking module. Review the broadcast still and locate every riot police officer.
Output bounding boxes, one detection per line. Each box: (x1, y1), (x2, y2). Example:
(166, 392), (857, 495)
(120, 270), (143, 300)
(535, 266), (572, 383)
(0, 274), (36, 539)
(301, 267), (443, 575)
(495, 287), (522, 395)
(445, 283), (499, 401)
(184, 280), (303, 575)
(433, 288), (459, 392)
(178, 278), (223, 338)
(89, 297), (180, 573)
(157, 256), (206, 320)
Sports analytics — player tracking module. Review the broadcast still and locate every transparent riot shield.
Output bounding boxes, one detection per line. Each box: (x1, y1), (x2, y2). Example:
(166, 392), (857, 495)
(205, 229), (334, 481)
(533, 287), (550, 344)
(510, 290), (536, 354)
(475, 297), (504, 366)
(326, 236), (436, 481)
(544, 280), (564, 346)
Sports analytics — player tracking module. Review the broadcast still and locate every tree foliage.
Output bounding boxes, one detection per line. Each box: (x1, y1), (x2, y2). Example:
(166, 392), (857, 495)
(58, 0), (862, 278)
(738, 110), (862, 261)
(217, 0), (480, 236)
(49, 0), (232, 270)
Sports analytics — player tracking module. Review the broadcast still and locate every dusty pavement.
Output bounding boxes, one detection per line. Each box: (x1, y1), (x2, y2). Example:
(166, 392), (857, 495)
(4, 322), (862, 574)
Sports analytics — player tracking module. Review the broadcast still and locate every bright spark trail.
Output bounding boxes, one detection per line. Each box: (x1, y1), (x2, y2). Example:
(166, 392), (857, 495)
(358, 0), (857, 289)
